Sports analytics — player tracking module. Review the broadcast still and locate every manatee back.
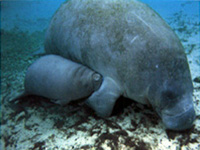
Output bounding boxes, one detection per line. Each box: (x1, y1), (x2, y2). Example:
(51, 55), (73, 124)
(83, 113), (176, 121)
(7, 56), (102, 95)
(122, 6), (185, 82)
(45, 0), (182, 80)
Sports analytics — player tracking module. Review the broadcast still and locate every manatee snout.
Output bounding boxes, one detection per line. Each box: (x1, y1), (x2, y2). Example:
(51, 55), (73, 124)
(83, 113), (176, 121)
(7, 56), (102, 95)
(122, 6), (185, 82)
(145, 56), (196, 131)
(158, 93), (196, 130)
(162, 105), (195, 131)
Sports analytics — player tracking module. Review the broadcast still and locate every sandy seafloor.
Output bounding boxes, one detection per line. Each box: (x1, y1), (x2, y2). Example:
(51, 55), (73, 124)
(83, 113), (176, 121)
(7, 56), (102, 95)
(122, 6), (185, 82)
(1, 1), (200, 150)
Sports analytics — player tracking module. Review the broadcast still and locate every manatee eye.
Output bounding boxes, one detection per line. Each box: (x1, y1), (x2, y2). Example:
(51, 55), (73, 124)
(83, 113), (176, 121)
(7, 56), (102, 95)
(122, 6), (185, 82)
(162, 90), (177, 100)
(92, 73), (102, 91)
(160, 90), (177, 110)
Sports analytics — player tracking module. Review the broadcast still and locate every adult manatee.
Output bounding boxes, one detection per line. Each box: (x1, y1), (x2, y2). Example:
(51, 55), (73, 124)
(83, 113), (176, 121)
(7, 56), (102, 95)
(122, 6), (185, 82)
(45, 0), (196, 130)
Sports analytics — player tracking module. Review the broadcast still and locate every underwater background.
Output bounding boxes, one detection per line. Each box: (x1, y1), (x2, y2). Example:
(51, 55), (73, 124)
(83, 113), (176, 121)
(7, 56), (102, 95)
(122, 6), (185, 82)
(1, 0), (200, 149)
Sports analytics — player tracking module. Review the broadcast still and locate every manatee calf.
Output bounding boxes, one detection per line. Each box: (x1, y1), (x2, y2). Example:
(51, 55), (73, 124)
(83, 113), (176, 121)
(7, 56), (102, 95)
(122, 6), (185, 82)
(22, 55), (102, 105)
(44, 0), (195, 130)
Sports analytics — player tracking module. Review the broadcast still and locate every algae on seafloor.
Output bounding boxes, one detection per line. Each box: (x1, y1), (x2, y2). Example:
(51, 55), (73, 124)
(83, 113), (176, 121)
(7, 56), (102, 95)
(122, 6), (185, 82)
(1, 28), (46, 94)
(167, 3), (199, 55)
(1, 28), (45, 55)
(1, 28), (45, 73)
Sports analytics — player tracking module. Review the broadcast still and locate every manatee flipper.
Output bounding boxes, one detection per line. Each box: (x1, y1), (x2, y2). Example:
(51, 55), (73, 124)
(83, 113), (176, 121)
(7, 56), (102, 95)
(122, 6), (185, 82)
(85, 77), (121, 117)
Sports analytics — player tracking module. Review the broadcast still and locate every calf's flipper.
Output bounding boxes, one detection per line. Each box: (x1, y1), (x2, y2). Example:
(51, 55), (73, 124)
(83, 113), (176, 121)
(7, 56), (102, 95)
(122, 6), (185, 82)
(85, 77), (121, 117)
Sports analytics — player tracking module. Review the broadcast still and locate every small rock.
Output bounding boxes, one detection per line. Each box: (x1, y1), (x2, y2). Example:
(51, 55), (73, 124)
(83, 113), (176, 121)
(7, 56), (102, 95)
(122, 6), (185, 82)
(193, 77), (200, 83)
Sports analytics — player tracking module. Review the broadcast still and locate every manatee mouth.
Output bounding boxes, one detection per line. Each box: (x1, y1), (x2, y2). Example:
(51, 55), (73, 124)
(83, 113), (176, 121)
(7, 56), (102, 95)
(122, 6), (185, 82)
(154, 93), (196, 131)
(161, 106), (196, 131)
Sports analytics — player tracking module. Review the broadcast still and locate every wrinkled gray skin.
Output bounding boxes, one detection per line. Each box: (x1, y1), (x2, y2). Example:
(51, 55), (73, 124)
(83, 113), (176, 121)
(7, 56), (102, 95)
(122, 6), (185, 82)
(45, 0), (196, 130)
(25, 55), (102, 105)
